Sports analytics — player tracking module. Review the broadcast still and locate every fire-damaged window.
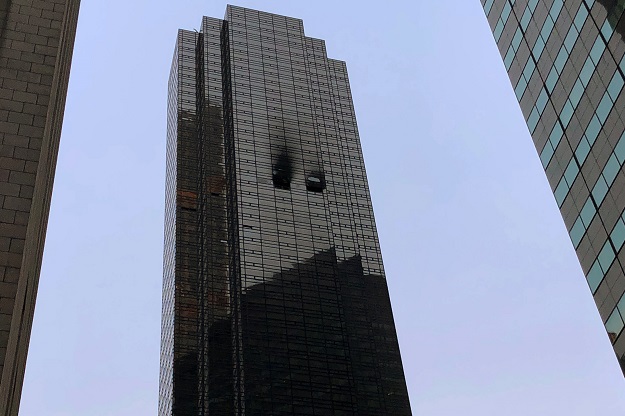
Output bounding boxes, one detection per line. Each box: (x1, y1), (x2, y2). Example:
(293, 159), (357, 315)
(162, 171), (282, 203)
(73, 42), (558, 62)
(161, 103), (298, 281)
(272, 151), (292, 190)
(306, 172), (325, 193)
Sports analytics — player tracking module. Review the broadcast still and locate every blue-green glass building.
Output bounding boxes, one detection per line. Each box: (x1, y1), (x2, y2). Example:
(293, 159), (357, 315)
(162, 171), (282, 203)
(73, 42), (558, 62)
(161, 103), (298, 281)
(482, 0), (625, 373)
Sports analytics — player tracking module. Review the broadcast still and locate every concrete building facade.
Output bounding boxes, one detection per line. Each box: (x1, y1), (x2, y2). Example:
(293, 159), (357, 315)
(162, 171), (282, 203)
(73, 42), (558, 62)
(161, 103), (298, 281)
(0, 0), (80, 413)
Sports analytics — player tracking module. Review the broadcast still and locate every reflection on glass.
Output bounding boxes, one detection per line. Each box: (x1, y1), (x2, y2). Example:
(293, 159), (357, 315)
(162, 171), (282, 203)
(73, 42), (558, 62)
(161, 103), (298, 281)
(161, 6), (412, 415)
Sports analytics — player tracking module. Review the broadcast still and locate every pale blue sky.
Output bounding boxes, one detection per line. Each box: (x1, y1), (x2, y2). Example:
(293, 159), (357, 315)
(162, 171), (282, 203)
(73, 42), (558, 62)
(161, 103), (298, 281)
(18, 1), (625, 414)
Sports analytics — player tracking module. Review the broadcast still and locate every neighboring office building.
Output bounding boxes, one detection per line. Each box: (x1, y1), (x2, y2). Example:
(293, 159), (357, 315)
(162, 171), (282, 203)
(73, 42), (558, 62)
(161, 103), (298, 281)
(160, 5), (412, 415)
(482, 0), (625, 373)
(0, 0), (80, 414)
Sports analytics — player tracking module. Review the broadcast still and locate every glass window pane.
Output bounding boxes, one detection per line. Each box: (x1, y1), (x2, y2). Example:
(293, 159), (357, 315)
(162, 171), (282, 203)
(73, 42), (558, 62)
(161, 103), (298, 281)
(597, 93), (613, 124)
(602, 154), (620, 184)
(575, 136), (591, 164)
(549, 0), (562, 18)
(541, 17), (554, 40)
(540, 142), (555, 168)
(608, 73), (624, 102)
(590, 37), (605, 64)
(504, 47), (515, 70)
(515, 76), (528, 100)
(601, 20), (614, 40)
(564, 159), (579, 185)
(550, 122), (563, 146)
(564, 26), (579, 52)
(570, 217), (586, 247)
(586, 115), (602, 145)
(573, 6), (588, 30)
(605, 309), (624, 343)
(617, 294), (625, 313)
(570, 79), (584, 108)
(611, 220), (625, 251)
(555, 47), (569, 73)
(484, 0), (495, 15)
(533, 37), (546, 59)
(494, 20), (505, 40)
(587, 261), (604, 293)
(580, 58), (595, 87)
(536, 89), (548, 113)
(598, 242), (616, 272)
(546, 67), (559, 92)
(521, 8), (532, 30)
(512, 28), (523, 50)
(615, 133), (625, 163)
(528, 107), (540, 133)
(523, 59), (536, 80)
(593, 176), (609, 205)
(580, 198), (596, 227)
(560, 100), (574, 127)
(501, 2), (511, 21)
(555, 178), (569, 207)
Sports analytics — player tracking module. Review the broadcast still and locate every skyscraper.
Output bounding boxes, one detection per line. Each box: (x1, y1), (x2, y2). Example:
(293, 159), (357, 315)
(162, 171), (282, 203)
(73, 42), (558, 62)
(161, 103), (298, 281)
(0, 1), (80, 413)
(160, 5), (411, 415)
(482, 0), (625, 373)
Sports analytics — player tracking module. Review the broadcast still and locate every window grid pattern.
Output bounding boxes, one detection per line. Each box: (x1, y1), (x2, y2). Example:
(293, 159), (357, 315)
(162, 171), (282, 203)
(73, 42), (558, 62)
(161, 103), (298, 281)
(161, 6), (412, 414)
(483, 0), (625, 369)
(605, 287), (625, 343)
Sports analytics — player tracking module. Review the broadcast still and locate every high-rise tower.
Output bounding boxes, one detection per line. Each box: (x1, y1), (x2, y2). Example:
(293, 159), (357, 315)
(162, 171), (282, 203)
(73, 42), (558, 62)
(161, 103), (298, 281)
(0, 1), (80, 413)
(160, 5), (411, 415)
(482, 0), (625, 373)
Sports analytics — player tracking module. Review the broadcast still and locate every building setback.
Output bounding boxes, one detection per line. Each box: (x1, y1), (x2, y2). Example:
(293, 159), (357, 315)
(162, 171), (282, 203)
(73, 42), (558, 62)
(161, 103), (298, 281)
(482, 0), (625, 373)
(160, 5), (412, 415)
(0, 0), (80, 414)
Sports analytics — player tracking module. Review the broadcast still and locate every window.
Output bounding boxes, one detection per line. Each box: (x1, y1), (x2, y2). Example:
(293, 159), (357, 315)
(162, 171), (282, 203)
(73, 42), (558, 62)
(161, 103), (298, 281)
(306, 172), (325, 193)
(272, 151), (293, 190)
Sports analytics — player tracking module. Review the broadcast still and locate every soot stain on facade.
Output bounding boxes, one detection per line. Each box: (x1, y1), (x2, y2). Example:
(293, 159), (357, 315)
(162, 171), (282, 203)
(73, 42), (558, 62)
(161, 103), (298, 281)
(161, 6), (412, 415)
(271, 148), (293, 190)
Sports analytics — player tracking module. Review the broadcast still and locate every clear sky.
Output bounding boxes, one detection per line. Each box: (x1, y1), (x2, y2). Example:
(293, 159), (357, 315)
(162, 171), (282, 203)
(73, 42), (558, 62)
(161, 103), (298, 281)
(18, 1), (625, 414)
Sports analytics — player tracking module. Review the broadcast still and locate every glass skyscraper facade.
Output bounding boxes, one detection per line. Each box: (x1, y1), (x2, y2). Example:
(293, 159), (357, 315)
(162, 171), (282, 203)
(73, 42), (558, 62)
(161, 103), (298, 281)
(482, 0), (625, 373)
(160, 6), (411, 415)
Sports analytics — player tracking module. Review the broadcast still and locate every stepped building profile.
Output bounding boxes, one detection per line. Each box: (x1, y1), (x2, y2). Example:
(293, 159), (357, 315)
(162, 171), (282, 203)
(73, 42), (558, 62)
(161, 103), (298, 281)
(160, 5), (412, 415)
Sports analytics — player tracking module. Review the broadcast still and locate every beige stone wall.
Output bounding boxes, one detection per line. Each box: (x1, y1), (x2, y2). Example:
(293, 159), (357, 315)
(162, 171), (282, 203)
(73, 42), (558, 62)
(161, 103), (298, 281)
(0, 0), (80, 414)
